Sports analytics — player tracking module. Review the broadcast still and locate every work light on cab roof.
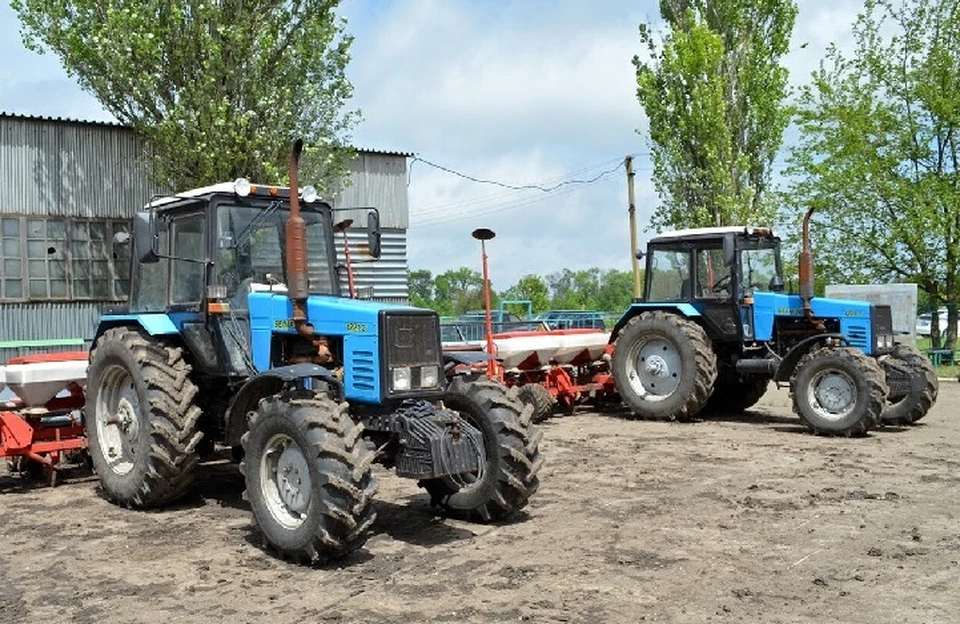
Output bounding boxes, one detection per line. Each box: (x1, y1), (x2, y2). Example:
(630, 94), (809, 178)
(231, 177), (319, 203)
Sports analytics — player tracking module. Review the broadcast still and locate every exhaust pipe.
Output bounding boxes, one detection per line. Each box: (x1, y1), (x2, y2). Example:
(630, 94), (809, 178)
(798, 207), (820, 325)
(286, 139), (314, 338)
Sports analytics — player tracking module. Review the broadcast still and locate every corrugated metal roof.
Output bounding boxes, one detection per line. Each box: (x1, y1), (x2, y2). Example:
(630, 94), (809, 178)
(0, 112), (411, 156)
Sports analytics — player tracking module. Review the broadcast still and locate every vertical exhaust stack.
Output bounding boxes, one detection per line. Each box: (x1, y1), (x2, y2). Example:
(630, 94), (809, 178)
(799, 207), (816, 321)
(286, 139), (314, 338)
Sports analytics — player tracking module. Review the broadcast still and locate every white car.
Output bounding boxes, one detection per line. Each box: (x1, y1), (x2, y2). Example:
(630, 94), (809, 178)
(916, 308), (955, 337)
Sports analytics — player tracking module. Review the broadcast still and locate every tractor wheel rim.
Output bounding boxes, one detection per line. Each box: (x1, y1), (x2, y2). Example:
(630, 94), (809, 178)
(95, 364), (140, 476)
(808, 369), (857, 421)
(260, 433), (312, 530)
(627, 337), (682, 401)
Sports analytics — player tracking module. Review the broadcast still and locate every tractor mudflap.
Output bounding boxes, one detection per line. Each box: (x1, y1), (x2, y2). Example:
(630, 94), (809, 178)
(390, 400), (483, 480)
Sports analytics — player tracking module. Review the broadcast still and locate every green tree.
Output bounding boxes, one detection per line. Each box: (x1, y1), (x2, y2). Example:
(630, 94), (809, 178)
(434, 267), (484, 316)
(12, 0), (358, 191)
(408, 269), (434, 309)
(634, 0), (796, 230)
(596, 269), (637, 313)
(786, 0), (960, 349)
(501, 274), (550, 313)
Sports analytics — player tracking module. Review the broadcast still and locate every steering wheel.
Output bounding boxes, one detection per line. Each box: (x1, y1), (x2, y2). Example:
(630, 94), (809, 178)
(707, 273), (732, 297)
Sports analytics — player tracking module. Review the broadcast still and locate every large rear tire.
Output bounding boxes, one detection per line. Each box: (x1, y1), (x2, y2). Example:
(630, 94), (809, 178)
(517, 383), (556, 423)
(85, 327), (203, 507)
(790, 347), (886, 436)
(703, 378), (770, 415)
(880, 344), (938, 425)
(422, 378), (542, 522)
(241, 392), (377, 564)
(611, 311), (717, 421)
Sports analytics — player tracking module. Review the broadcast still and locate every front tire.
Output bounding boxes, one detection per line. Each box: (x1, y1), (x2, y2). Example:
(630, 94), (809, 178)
(611, 311), (717, 421)
(241, 393), (377, 564)
(790, 347), (886, 436)
(880, 344), (938, 425)
(85, 327), (203, 507)
(422, 378), (543, 522)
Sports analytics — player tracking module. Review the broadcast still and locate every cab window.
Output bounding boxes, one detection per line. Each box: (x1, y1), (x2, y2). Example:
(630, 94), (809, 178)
(695, 248), (731, 299)
(647, 248), (691, 301)
(170, 214), (205, 305)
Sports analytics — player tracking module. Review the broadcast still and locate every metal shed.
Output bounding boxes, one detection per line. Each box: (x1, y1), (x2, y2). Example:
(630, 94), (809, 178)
(0, 112), (412, 361)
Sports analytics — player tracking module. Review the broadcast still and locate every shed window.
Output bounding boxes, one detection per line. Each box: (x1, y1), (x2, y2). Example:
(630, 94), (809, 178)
(0, 216), (131, 302)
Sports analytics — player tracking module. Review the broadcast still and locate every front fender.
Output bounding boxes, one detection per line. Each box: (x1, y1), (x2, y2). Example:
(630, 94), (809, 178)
(224, 364), (341, 448)
(774, 333), (848, 382)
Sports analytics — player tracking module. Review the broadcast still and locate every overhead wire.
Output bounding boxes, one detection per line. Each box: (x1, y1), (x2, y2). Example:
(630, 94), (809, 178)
(413, 165), (625, 228)
(408, 155), (640, 227)
(410, 156), (631, 218)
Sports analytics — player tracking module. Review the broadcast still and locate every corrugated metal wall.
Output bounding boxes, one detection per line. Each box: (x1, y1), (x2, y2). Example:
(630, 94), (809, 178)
(0, 115), (411, 360)
(335, 228), (409, 301)
(332, 152), (409, 229)
(0, 301), (104, 362)
(0, 116), (157, 218)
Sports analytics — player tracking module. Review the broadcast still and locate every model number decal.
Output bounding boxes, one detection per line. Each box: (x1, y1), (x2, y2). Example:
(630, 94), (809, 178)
(346, 322), (367, 333)
(274, 319), (295, 329)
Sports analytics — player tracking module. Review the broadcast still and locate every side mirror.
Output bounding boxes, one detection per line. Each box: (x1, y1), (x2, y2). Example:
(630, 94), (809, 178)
(367, 209), (381, 259)
(133, 210), (160, 263)
(635, 249), (645, 260)
(113, 231), (131, 246)
(722, 233), (736, 267)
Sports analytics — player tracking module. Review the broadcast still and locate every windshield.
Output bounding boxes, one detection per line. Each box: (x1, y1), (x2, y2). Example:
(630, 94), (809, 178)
(216, 202), (338, 299)
(739, 244), (781, 293)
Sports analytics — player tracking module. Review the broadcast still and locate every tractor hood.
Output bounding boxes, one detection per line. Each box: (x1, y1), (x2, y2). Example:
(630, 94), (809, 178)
(751, 291), (890, 355)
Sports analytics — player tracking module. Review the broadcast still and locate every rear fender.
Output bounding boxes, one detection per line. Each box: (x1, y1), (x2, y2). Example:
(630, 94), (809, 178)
(93, 314), (181, 344)
(610, 304), (702, 343)
(224, 363), (341, 448)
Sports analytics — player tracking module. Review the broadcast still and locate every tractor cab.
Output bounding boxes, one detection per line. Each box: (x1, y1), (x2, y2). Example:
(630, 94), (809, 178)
(642, 226), (783, 342)
(117, 179), (384, 385)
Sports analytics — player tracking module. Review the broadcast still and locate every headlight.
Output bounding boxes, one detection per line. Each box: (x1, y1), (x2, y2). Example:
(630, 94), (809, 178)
(301, 185), (318, 203)
(420, 365), (440, 389)
(233, 178), (251, 197)
(392, 366), (411, 391)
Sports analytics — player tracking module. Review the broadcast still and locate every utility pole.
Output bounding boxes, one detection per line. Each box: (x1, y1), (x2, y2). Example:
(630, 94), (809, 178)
(626, 155), (641, 298)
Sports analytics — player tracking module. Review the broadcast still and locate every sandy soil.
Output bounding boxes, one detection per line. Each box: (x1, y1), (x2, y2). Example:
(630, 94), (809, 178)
(2, 383), (958, 624)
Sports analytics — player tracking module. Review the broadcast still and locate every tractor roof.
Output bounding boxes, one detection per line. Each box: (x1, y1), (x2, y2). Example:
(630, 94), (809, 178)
(143, 181), (329, 212)
(649, 226), (779, 244)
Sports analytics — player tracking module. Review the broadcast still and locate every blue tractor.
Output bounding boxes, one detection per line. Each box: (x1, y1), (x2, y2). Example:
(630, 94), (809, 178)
(610, 212), (937, 436)
(84, 142), (542, 563)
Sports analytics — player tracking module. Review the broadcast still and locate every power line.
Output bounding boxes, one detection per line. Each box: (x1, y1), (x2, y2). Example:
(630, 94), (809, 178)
(410, 156), (629, 217)
(413, 167), (623, 228)
(411, 155), (629, 193)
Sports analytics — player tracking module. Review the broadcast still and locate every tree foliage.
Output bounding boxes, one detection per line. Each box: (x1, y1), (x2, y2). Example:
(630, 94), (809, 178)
(634, 0), (797, 230)
(12, 0), (359, 191)
(409, 266), (637, 318)
(786, 0), (960, 349)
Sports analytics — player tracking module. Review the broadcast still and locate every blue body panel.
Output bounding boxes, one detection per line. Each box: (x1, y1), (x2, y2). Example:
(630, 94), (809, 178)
(752, 291), (875, 354)
(95, 312), (202, 340)
(248, 293), (410, 404)
(616, 303), (701, 332)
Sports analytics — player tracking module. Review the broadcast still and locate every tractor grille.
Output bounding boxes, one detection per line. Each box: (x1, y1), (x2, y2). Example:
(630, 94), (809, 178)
(383, 312), (441, 368)
(846, 324), (868, 350)
(871, 304), (893, 336)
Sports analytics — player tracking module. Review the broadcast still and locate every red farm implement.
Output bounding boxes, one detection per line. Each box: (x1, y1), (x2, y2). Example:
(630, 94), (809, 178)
(0, 351), (88, 485)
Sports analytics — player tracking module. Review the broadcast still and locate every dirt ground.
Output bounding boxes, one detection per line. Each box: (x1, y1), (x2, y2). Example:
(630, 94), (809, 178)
(2, 382), (958, 624)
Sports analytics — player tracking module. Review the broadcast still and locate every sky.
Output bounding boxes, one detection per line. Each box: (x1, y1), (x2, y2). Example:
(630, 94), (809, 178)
(0, 0), (861, 291)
